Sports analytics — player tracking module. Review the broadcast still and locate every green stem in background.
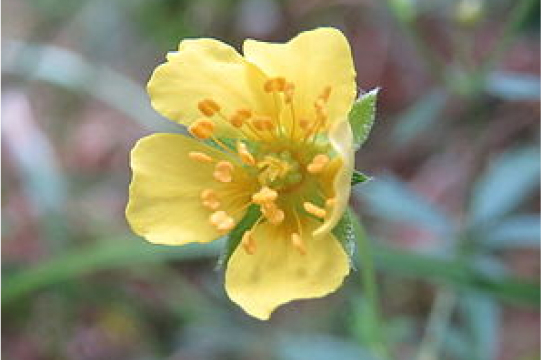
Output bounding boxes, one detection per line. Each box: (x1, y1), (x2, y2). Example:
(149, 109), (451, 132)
(416, 289), (456, 360)
(477, 0), (538, 81)
(348, 207), (391, 360)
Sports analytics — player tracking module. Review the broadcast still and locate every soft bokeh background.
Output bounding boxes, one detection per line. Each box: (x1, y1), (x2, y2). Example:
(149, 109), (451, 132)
(2, 0), (540, 359)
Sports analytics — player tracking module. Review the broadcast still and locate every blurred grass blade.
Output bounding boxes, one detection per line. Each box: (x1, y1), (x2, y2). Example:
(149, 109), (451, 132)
(470, 147), (540, 226)
(459, 293), (501, 360)
(481, 214), (540, 249)
(486, 71), (541, 101)
(354, 175), (453, 237)
(348, 88), (379, 150)
(372, 245), (539, 307)
(2, 238), (221, 306)
(3, 41), (177, 132)
(391, 89), (447, 146)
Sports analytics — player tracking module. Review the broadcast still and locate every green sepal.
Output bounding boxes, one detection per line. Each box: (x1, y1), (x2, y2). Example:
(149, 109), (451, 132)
(216, 204), (261, 269)
(348, 88), (379, 149)
(332, 208), (358, 269)
(352, 170), (372, 186)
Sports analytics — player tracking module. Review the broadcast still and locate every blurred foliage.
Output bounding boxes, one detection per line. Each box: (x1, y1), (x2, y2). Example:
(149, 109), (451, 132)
(2, 0), (540, 359)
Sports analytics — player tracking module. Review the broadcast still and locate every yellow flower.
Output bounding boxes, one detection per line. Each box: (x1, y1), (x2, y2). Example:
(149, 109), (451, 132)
(126, 28), (357, 320)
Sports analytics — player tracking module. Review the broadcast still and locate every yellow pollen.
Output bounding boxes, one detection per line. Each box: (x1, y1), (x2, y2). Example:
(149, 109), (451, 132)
(307, 154), (330, 174)
(252, 115), (274, 131)
(291, 233), (307, 255)
(252, 186), (278, 204)
(237, 142), (255, 165)
(264, 77), (286, 92)
(213, 161), (234, 183)
(209, 210), (235, 232)
(200, 189), (220, 210)
(262, 202), (284, 224)
(188, 119), (215, 139)
(241, 230), (256, 255)
(198, 99), (221, 116)
(303, 202), (326, 219)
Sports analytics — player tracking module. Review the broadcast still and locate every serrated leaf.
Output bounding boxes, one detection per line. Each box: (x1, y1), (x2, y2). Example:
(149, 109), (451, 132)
(348, 88), (379, 149)
(332, 211), (357, 269)
(352, 170), (372, 186)
(216, 204), (261, 269)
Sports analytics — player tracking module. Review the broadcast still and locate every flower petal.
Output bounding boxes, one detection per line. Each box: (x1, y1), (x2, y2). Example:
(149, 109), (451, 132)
(225, 219), (350, 320)
(148, 39), (271, 135)
(243, 27), (357, 126)
(126, 133), (247, 245)
(314, 120), (355, 236)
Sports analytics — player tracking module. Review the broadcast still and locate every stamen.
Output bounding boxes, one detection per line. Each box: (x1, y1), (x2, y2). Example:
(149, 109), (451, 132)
(237, 142), (255, 165)
(303, 202), (327, 219)
(264, 77), (286, 92)
(261, 202), (284, 224)
(188, 119), (215, 139)
(188, 151), (213, 163)
(291, 233), (307, 255)
(241, 230), (256, 255)
(213, 161), (234, 183)
(200, 189), (220, 210)
(209, 210), (235, 232)
(251, 186), (278, 204)
(198, 99), (220, 116)
(252, 115), (274, 131)
(307, 154), (330, 174)
(230, 109), (252, 128)
(325, 198), (336, 208)
(284, 82), (295, 103)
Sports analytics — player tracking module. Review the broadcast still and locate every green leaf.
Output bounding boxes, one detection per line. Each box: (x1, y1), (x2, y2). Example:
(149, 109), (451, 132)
(348, 88), (379, 149)
(2, 238), (221, 306)
(332, 211), (357, 266)
(352, 170), (372, 186)
(216, 204), (261, 269)
(470, 147), (540, 226)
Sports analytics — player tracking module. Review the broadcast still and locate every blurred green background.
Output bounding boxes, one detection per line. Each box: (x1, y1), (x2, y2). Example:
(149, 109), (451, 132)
(2, 0), (540, 359)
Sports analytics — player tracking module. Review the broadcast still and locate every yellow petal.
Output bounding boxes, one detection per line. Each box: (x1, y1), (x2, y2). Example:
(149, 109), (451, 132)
(243, 27), (357, 126)
(148, 39), (272, 135)
(126, 133), (247, 245)
(225, 219), (350, 320)
(314, 120), (355, 236)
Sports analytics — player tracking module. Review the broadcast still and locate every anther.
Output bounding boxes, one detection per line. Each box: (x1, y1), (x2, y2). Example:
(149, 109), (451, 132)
(262, 203), (285, 224)
(198, 99), (221, 116)
(291, 233), (307, 255)
(252, 115), (274, 131)
(237, 142), (255, 165)
(230, 109), (252, 128)
(284, 82), (295, 103)
(213, 161), (234, 183)
(209, 210), (235, 232)
(200, 189), (220, 210)
(251, 186), (278, 205)
(319, 86), (332, 102)
(264, 77), (286, 92)
(188, 119), (215, 139)
(188, 151), (213, 163)
(307, 154), (330, 174)
(303, 202), (327, 219)
(241, 230), (256, 255)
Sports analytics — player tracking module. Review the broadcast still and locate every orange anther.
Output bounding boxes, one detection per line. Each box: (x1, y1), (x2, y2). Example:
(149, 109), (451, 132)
(251, 186), (278, 204)
(307, 154), (330, 174)
(252, 115), (274, 131)
(198, 99), (221, 116)
(291, 233), (306, 255)
(209, 210), (235, 232)
(188, 119), (215, 139)
(303, 202), (326, 219)
(188, 151), (213, 163)
(213, 161), (234, 183)
(237, 142), (255, 165)
(264, 77), (287, 92)
(200, 189), (220, 210)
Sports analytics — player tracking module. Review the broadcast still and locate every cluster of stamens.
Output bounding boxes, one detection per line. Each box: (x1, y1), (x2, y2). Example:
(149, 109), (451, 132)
(187, 76), (338, 255)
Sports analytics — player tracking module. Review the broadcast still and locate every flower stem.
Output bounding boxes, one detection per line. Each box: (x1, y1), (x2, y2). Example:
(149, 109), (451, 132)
(348, 207), (390, 359)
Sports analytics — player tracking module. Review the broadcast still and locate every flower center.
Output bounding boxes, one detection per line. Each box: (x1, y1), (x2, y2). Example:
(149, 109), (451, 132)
(187, 77), (338, 255)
